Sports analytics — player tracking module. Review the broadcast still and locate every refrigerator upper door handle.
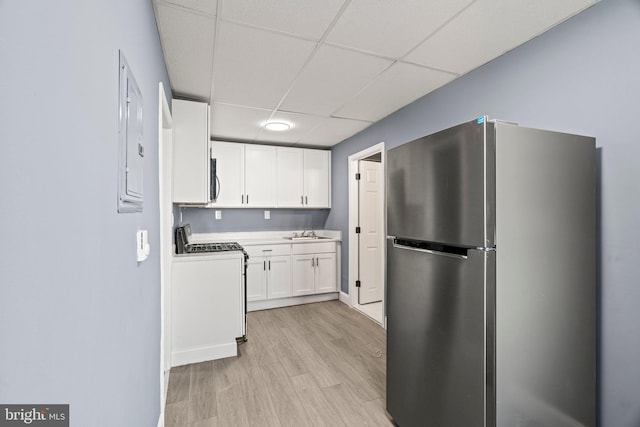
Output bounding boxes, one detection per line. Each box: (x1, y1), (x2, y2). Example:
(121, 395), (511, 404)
(392, 241), (468, 259)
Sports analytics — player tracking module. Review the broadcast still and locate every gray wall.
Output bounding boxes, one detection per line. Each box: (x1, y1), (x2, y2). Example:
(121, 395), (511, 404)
(0, 2), (169, 426)
(327, 0), (640, 425)
(181, 208), (329, 233)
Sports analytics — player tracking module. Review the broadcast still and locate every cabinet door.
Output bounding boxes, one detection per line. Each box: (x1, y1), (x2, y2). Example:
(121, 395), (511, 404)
(246, 256), (267, 301)
(276, 147), (304, 207)
(303, 149), (330, 208)
(267, 255), (292, 299)
(172, 99), (210, 203)
(245, 144), (277, 207)
(211, 141), (244, 207)
(315, 252), (337, 293)
(292, 254), (315, 296)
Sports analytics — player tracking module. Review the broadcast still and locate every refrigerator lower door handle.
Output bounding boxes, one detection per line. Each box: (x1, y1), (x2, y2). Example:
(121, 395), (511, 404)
(392, 242), (467, 259)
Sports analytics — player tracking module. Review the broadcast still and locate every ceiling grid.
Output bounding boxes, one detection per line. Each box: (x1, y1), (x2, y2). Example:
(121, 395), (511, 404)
(153, 0), (596, 147)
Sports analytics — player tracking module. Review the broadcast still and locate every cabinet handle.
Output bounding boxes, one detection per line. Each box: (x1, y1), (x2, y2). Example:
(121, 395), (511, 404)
(305, 195), (308, 205)
(247, 194), (249, 204)
(311, 258), (315, 267)
(301, 195), (304, 205)
(268, 260), (271, 270)
(316, 257), (319, 266)
(263, 260), (266, 271)
(242, 194), (244, 204)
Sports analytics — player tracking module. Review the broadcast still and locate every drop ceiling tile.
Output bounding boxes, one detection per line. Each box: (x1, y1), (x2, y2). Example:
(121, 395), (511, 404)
(155, 3), (215, 99)
(222, 0), (345, 40)
(213, 22), (317, 110)
(335, 62), (456, 122)
(255, 111), (325, 144)
(326, 0), (474, 58)
(301, 117), (372, 147)
(405, 0), (595, 74)
(210, 103), (272, 142)
(280, 45), (393, 116)
(159, 0), (217, 16)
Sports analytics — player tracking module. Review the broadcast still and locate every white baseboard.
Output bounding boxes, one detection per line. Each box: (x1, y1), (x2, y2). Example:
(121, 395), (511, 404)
(247, 292), (338, 312)
(171, 341), (237, 367)
(339, 291), (350, 305)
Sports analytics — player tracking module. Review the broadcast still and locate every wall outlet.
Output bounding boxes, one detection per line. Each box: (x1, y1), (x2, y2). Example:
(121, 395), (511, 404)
(215, 210), (222, 220)
(264, 210), (270, 220)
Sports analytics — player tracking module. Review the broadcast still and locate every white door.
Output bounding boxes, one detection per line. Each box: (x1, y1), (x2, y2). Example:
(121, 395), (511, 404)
(211, 141), (244, 207)
(159, 83), (173, 414)
(245, 144), (277, 207)
(267, 255), (292, 299)
(303, 149), (330, 207)
(292, 254), (315, 296)
(358, 160), (383, 304)
(315, 252), (337, 294)
(246, 256), (267, 301)
(276, 147), (304, 207)
(161, 128), (173, 373)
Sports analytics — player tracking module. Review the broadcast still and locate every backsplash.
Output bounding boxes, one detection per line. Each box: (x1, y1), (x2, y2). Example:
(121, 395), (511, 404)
(177, 207), (330, 233)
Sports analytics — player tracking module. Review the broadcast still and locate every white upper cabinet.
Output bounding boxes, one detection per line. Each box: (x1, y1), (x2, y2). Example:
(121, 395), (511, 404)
(303, 149), (330, 208)
(276, 147), (331, 208)
(211, 142), (277, 207)
(244, 144), (277, 207)
(276, 147), (305, 207)
(211, 141), (244, 207)
(204, 140), (329, 208)
(172, 99), (211, 204)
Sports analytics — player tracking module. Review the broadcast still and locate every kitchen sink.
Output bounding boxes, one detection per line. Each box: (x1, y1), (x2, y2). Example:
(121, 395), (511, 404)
(283, 236), (331, 240)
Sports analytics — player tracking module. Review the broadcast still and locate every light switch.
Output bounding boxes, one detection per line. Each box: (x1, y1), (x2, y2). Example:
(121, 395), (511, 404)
(215, 210), (222, 220)
(136, 230), (150, 262)
(264, 210), (270, 220)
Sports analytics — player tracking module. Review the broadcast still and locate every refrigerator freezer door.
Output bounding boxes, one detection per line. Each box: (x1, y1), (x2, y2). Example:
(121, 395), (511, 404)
(386, 120), (495, 248)
(386, 240), (495, 426)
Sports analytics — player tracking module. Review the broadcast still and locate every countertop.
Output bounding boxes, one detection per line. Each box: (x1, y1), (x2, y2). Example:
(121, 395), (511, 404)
(188, 230), (342, 246)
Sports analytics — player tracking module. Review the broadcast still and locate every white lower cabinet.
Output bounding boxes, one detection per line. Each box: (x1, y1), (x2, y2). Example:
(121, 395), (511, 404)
(246, 256), (267, 301)
(246, 241), (338, 310)
(292, 242), (337, 296)
(315, 252), (337, 293)
(245, 245), (292, 302)
(267, 255), (292, 298)
(171, 254), (244, 366)
(291, 254), (316, 296)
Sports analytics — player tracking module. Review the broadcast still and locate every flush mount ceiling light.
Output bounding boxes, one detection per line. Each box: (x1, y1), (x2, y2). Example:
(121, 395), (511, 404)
(264, 122), (290, 131)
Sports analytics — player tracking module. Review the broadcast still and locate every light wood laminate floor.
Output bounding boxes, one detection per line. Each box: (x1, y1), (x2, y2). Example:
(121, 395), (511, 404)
(165, 300), (393, 426)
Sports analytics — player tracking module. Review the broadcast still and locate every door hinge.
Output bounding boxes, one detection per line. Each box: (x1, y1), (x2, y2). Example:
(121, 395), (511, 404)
(355, 173), (361, 180)
(355, 226), (361, 234)
(356, 280), (361, 288)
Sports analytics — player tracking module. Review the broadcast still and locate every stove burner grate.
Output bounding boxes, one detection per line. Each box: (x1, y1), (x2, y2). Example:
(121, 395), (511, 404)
(185, 242), (245, 253)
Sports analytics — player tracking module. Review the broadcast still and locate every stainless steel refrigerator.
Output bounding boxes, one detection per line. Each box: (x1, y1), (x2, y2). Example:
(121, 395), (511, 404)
(385, 118), (596, 426)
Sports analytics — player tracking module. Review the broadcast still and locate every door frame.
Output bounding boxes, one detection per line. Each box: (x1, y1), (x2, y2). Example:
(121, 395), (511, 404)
(158, 82), (173, 426)
(347, 142), (386, 326)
